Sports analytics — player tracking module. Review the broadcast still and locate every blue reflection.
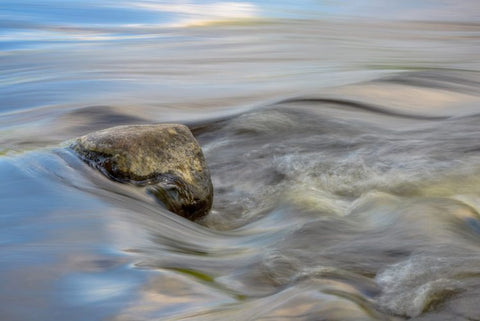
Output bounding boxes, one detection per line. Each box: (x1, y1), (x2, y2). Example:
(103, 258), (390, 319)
(0, 1), (170, 25)
(59, 266), (143, 305)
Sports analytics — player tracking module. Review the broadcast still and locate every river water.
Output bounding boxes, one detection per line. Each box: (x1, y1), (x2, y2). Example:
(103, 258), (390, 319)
(1, 1), (480, 320)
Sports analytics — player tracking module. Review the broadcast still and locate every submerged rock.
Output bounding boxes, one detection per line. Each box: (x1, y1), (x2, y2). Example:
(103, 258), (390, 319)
(71, 124), (213, 220)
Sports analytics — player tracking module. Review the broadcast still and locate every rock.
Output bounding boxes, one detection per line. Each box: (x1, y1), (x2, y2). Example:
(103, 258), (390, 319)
(70, 124), (213, 220)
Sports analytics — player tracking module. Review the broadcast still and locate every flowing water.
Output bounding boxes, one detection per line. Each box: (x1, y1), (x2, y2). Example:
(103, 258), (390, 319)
(1, 1), (480, 320)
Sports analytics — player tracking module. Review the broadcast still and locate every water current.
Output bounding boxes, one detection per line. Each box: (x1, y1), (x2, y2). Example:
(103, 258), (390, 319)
(1, 1), (480, 320)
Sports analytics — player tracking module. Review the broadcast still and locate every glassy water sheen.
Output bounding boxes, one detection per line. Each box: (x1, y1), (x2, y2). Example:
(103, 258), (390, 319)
(1, 1), (480, 320)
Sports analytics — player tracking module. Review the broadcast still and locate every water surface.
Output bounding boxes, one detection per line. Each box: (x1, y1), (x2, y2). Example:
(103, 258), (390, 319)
(1, 1), (480, 320)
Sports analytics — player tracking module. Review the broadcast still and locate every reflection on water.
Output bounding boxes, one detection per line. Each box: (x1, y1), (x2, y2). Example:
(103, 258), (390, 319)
(1, 1), (480, 321)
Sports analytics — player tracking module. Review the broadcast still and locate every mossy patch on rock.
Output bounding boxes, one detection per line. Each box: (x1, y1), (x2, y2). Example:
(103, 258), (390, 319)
(71, 124), (213, 220)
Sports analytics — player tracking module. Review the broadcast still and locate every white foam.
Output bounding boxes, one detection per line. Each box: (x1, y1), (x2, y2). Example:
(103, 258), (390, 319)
(375, 256), (465, 317)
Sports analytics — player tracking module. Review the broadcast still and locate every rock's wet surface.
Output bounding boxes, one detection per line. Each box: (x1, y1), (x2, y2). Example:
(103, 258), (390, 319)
(71, 124), (213, 219)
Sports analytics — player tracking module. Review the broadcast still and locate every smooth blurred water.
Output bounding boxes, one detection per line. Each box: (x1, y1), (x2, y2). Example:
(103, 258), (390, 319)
(1, 1), (480, 321)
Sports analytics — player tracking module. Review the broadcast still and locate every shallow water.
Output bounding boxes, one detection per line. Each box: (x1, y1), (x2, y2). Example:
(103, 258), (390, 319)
(1, 1), (480, 321)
